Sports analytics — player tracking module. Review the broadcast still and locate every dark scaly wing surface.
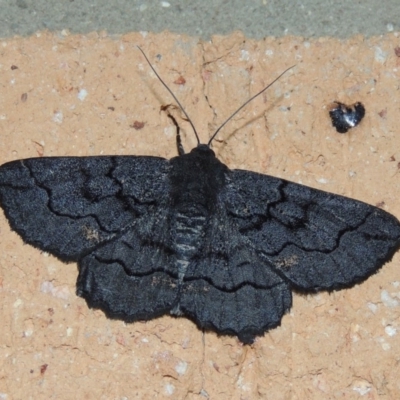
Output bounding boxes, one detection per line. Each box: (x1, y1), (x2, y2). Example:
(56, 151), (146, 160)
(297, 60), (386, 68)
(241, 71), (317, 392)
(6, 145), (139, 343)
(178, 187), (292, 343)
(0, 155), (181, 320)
(224, 169), (400, 291)
(0, 156), (169, 261)
(76, 212), (180, 322)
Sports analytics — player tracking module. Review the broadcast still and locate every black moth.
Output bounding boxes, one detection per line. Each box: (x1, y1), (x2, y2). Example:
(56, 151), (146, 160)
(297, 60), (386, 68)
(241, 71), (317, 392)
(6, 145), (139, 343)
(329, 101), (366, 133)
(0, 51), (399, 344)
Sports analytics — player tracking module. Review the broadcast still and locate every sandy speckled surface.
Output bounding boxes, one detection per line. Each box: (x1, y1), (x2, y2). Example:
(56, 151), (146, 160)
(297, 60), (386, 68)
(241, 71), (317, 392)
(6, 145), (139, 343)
(0, 31), (399, 399)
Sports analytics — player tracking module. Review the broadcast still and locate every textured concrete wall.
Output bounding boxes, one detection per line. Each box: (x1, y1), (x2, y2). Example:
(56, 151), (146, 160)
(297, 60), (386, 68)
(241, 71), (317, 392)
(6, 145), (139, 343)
(0, 31), (399, 399)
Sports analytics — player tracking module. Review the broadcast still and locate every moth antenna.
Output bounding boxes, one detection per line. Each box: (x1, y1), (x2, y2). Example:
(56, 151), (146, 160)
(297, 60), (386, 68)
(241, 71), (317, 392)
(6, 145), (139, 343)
(137, 46), (201, 146)
(207, 65), (296, 146)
